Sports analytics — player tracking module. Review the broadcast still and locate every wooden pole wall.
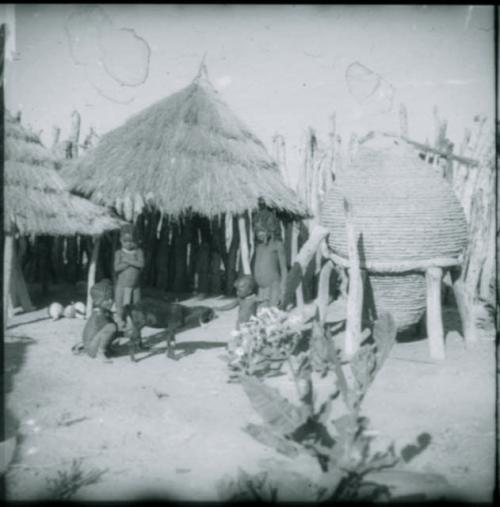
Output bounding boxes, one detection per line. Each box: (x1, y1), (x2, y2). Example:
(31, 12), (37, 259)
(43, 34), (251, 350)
(86, 236), (101, 318)
(238, 215), (251, 275)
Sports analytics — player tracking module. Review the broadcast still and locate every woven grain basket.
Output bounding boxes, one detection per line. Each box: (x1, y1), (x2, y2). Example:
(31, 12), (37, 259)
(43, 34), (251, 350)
(321, 141), (468, 330)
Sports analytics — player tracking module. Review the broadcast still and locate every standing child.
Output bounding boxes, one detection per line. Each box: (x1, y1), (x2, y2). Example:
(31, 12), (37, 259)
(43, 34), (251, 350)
(213, 274), (259, 330)
(114, 224), (145, 330)
(252, 211), (287, 308)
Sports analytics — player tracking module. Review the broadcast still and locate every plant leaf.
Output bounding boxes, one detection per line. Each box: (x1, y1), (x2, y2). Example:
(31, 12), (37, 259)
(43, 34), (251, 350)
(244, 423), (301, 458)
(240, 375), (308, 435)
(350, 343), (377, 394)
(363, 470), (450, 500)
(310, 320), (330, 374)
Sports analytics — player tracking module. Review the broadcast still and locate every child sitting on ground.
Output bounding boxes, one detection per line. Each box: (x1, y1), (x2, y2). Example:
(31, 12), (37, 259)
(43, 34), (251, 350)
(114, 224), (145, 331)
(72, 279), (118, 362)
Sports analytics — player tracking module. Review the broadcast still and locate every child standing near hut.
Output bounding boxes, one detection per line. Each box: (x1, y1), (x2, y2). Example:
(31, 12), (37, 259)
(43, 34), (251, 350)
(252, 210), (287, 308)
(114, 224), (144, 330)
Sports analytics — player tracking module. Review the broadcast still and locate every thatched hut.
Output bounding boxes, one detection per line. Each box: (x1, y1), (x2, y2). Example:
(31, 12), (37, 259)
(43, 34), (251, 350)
(319, 135), (468, 360)
(62, 63), (308, 293)
(4, 111), (122, 321)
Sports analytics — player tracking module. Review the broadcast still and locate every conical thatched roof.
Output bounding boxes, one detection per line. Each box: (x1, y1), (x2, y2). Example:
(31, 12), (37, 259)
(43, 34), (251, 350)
(61, 64), (309, 219)
(4, 111), (122, 236)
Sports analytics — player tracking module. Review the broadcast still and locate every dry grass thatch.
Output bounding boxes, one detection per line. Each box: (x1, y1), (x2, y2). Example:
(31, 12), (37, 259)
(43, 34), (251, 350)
(61, 64), (309, 219)
(4, 111), (122, 236)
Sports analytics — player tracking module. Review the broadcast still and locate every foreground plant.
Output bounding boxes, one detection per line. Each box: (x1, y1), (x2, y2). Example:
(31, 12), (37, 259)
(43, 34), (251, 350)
(46, 458), (108, 500)
(224, 306), (316, 381)
(218, 311), (448, 502)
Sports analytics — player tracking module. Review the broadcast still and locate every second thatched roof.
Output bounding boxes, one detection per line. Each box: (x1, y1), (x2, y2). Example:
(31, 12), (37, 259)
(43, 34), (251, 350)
(61, 64), (309, 219)
(4, 111), (122, 236)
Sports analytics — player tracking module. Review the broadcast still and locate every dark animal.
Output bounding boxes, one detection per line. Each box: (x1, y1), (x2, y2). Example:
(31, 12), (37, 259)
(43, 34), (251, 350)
(123, 298), (216, 362)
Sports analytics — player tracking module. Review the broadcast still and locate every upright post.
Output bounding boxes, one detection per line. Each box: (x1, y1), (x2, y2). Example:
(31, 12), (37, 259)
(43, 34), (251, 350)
(238, 215), (251, 275)
(426, 266), (445, 360)
(316, 258), (334, 322)
(86, 236), (101, 318)
(3, 232), (14, 327)
(344, 199), (363, 357)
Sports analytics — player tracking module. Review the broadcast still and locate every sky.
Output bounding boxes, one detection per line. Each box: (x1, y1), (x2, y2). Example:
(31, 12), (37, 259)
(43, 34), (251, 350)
(2, 4), (495, 187)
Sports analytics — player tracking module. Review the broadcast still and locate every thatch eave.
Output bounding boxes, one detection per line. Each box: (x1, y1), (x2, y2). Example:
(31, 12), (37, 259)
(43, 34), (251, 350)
(4, 112), (124, 237)
(60, 66), (309, 220)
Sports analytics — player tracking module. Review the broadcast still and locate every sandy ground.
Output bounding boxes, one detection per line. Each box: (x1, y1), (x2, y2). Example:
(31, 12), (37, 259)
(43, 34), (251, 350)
(2, 285), (497, 502)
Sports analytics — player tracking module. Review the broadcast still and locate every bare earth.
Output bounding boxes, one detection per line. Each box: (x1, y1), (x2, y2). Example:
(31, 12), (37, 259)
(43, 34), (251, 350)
(3, 286), (496, 502)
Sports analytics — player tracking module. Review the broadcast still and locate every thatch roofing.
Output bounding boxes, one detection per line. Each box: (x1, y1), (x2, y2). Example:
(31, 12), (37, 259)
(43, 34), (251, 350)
(4, 111), (122, 236)
(61, 64), (309, 219)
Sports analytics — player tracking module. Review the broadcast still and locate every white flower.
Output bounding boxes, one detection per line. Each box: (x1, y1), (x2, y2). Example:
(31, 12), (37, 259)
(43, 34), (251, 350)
(234, 347), (245, 358)
(287, 314), (303, 326)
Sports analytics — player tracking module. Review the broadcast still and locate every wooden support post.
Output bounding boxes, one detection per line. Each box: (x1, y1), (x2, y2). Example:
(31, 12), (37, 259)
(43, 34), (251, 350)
(283, 224), (328, 311)
(11, 244), (35, 313)
(3, 233), (14, 328)
(238, 215), (251, 275)
(426, 266), (445, 360)
(291, 221), (304, 309)
(344, 200), (363, 357)
(316, 259), (334, 322)
(450, 268), (476, 346)
(399, 103), (408, 137)
(69, 110), (81, 159)
(294, 225), (329, 272)
(86, 236), (101, 319)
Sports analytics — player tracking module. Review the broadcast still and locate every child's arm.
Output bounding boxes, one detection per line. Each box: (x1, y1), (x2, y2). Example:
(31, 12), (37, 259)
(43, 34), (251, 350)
(124, 248), (145, 269)
(114, 250), (129, 274)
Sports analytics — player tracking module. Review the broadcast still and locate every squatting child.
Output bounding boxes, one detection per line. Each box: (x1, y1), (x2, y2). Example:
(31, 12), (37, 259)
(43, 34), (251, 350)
(73, 279), (118, 362)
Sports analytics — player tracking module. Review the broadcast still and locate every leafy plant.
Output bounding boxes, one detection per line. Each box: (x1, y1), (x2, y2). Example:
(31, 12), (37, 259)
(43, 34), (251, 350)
(218, 310), (448, 502)
(46, 458), (108, 500)
(224, 307), (310, 380)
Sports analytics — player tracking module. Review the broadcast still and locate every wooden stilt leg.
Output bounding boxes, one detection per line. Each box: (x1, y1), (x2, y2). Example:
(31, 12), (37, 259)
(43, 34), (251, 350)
(316, 259), (333, 322)
(3, 233), (14, 329)
(238, 216), (251, 275)
(426, 266), (445, 360)
(450, 268), (476, 346)
(344, 200), (363, 357)
(86, 236), (101, 318)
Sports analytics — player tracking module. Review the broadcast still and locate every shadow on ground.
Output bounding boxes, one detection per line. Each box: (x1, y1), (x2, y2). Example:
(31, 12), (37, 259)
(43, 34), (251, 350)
(109, 328), (227, 363)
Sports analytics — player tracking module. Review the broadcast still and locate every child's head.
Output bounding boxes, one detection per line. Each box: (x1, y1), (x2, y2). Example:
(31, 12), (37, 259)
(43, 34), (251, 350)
(90, 279), (114, 310)
(234, 275), (256, 299)
(254, 210), (280, 243)
(120, 224), (137, 250)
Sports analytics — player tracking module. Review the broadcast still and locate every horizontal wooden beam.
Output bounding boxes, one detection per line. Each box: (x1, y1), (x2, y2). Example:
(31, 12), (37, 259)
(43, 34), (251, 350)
(324, 249), (462, 273)
(380, 131), (479, 167)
